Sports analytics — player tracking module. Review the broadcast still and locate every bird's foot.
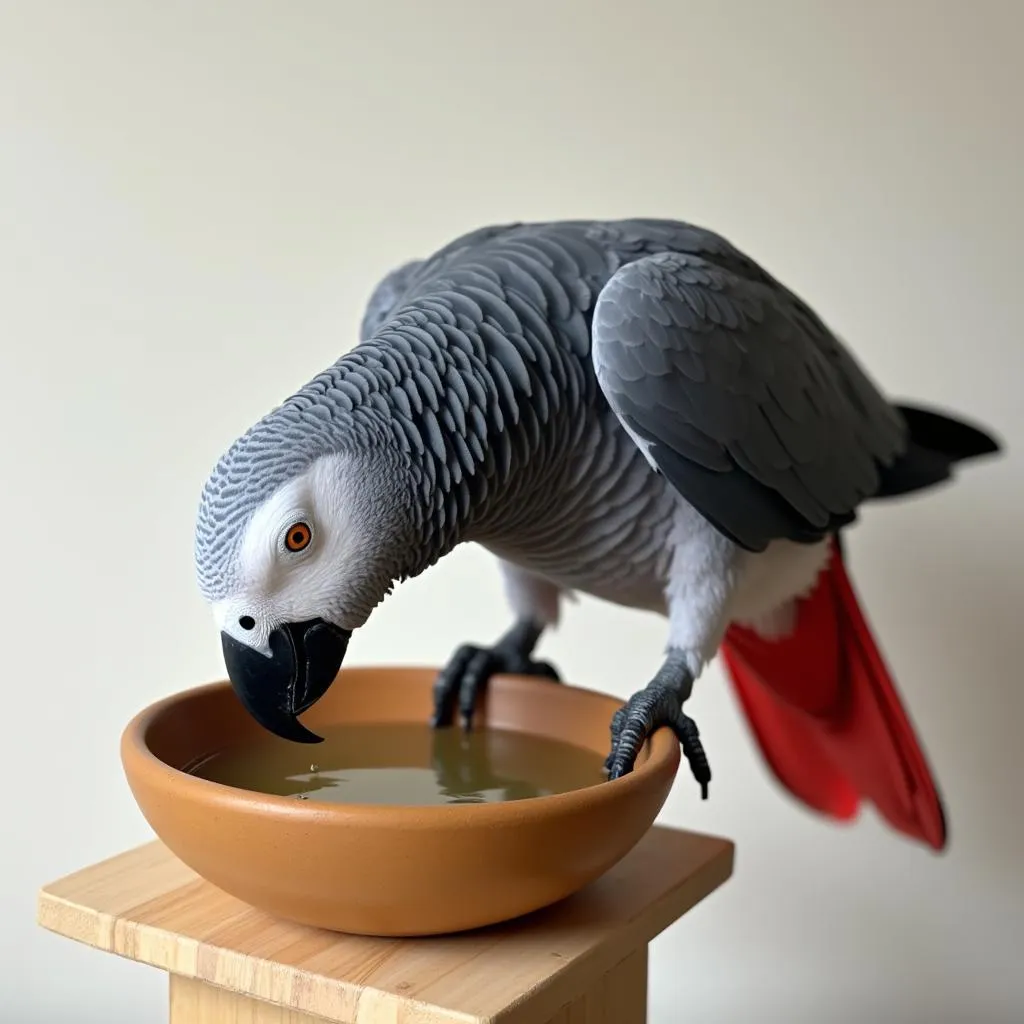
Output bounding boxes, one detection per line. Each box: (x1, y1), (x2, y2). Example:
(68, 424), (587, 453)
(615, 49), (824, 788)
(604, 656), (711, 798)
(430, 619), (560, 730)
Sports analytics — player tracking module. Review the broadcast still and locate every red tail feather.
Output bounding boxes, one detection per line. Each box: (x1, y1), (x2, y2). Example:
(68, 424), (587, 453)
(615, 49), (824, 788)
(721, 538), (947, 851)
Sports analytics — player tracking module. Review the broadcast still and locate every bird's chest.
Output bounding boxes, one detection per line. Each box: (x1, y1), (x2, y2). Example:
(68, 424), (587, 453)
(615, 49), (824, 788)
(478, 412), (679, 611)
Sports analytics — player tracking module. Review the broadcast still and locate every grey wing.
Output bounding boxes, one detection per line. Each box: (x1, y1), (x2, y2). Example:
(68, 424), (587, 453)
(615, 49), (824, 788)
(360, 259), (425, 340)
(590, 250), (908, 552)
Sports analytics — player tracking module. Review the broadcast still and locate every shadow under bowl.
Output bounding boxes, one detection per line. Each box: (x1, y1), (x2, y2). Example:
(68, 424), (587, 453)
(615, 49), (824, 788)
(120, 665), (680, 937)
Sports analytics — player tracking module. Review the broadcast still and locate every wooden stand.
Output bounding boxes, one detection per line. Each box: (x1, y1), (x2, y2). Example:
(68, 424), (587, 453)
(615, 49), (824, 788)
(37, 825), (733, 1023)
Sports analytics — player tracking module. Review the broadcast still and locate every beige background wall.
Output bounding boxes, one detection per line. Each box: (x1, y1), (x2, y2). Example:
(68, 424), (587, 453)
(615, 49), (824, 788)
(2, 2), (1021, 1020)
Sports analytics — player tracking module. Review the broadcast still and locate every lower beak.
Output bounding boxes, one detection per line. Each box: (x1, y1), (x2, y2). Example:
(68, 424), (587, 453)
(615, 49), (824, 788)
(220, 618), (351, 743)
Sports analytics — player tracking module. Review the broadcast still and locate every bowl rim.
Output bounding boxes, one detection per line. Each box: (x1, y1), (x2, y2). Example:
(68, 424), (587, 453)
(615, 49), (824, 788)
(120, 665), (682, 827)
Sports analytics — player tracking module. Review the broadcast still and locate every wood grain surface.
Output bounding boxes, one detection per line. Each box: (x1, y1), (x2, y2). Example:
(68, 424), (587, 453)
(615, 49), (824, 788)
(38, 825), (733, 1023)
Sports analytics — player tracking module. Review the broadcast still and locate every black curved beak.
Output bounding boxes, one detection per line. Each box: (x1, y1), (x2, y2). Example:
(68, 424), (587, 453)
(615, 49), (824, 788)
(220, 618), (350, 743)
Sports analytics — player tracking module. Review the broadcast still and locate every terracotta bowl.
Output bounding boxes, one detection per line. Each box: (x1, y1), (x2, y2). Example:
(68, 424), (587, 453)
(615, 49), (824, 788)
(120, 665), (680, 936)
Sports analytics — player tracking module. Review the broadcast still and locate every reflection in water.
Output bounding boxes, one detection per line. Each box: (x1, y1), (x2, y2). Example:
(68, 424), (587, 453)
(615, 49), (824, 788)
(190, 722), (606, 806)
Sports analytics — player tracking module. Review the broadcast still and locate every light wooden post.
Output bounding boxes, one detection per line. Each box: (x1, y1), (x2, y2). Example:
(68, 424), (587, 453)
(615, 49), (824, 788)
(38, 825), (733, 1024)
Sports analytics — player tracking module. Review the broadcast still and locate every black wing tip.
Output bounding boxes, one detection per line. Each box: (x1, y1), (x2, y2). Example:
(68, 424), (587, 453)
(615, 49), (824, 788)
(894, 402), (1004, 462)
(646, 439), (844, 553)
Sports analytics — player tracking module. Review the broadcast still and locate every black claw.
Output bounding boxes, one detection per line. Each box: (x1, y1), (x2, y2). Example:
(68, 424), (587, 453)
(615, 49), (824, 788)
(457, 650), (492, 729)
(675, 713), (712, 800)
(431, 632), (562, 733)
(533, 660), (561, 682)
(432, 644), (482, 727)
(604, 678), (711, 799)
(604, 707), (628, 773)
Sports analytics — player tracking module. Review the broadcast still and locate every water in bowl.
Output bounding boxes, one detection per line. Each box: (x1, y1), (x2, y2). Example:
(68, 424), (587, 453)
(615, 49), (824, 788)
(189, 722), (607, 806)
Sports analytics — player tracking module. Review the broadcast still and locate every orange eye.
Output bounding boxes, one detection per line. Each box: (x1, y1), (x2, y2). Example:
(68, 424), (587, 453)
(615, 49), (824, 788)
(284, 522), (312, 552)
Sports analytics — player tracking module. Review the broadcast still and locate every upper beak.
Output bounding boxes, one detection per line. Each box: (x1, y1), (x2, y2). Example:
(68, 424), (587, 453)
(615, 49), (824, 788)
(220, 618), (351, 743)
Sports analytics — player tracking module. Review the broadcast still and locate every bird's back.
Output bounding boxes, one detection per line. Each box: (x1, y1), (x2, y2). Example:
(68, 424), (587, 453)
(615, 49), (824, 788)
(368, 219), (730, 604)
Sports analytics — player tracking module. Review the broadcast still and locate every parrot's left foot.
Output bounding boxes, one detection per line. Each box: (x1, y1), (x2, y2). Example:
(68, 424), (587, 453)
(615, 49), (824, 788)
(430, 618), (561, 730)
(605, 653), (711, 798)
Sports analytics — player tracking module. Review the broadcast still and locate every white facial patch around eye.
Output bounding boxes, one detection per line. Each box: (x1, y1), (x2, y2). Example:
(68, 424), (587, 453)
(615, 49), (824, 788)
(226, 452), (385, 632)
(238, 472), (313, 578)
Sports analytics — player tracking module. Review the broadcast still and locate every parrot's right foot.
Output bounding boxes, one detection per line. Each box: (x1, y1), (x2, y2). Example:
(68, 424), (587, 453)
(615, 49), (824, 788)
(430, 619), (561, 730)
(604, 653), (712, 798)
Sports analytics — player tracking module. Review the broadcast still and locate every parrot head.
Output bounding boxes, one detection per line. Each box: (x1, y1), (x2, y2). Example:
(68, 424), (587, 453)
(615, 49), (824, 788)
(194, 407), (418, 744)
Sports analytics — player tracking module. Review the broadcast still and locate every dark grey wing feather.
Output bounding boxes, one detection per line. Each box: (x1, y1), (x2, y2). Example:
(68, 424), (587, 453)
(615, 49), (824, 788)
(360, 259), (425, 340)
(591, 250), (907, 552)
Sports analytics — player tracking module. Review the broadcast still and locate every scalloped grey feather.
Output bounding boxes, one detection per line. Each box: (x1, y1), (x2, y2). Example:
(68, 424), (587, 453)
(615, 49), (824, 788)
(195, 217), (957, 600)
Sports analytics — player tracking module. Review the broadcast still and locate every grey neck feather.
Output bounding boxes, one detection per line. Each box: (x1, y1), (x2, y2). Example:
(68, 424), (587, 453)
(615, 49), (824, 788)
(197, 225), (613, 602)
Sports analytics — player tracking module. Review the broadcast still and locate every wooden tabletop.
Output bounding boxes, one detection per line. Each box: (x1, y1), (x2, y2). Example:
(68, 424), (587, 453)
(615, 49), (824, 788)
(37, 825), (733, 1024)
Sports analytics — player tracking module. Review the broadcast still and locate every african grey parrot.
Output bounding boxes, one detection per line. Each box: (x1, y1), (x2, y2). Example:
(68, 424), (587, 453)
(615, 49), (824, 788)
(194, 218), (1001, 850)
